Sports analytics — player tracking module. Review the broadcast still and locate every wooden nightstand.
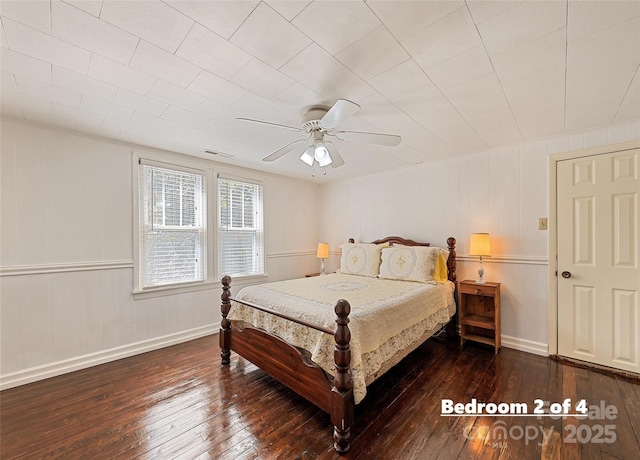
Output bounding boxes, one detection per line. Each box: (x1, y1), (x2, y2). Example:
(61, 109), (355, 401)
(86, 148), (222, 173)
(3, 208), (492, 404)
(458, 280), (501, 353)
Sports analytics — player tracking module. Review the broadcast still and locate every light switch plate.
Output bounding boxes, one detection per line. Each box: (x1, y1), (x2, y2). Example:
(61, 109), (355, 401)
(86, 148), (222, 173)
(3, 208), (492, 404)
(538, 218), (548, 230)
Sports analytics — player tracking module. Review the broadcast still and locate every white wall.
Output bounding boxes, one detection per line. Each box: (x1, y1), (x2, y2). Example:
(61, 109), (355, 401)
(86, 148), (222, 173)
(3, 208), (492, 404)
(319, 119), (640, 355)
(0, 119), (320, 389)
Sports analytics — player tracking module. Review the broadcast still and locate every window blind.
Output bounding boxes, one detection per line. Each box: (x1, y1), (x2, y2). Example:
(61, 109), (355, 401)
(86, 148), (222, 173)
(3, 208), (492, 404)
(139, 163), (206, 288)
(218, 177), (264, 277)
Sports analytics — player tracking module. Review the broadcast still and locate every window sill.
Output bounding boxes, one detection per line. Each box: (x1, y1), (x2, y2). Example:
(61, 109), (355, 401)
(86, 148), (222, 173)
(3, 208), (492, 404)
(133, 281), (218, 300)
(132, 274), (268, 300)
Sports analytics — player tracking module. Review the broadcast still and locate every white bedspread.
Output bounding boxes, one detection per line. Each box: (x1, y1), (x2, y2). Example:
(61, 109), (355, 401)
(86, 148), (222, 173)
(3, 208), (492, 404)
(229, 273), (455, 403)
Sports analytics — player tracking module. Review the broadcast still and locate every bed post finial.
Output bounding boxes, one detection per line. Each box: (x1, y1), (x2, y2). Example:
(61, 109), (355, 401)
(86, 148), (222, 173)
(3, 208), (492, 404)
(220, 275), (232, 365)
(446, 237), (457, 283)
(332, 299), (354, 453)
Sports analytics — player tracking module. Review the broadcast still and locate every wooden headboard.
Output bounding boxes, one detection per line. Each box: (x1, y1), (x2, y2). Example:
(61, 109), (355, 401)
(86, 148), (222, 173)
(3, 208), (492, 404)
(348, 236), (457, 282)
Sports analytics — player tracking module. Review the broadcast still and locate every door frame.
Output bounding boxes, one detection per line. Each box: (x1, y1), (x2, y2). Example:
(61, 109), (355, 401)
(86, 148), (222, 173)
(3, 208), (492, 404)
(547, 140), (640, 355)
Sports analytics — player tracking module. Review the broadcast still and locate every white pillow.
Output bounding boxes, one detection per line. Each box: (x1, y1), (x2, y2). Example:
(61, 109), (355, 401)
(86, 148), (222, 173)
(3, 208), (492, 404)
(338, 243), (384, 277)
(379, 246), (441, 283)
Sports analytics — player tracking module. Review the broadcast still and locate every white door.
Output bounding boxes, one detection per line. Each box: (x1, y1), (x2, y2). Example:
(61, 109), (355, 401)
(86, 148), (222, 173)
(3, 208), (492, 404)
(557, 148), (639, 373)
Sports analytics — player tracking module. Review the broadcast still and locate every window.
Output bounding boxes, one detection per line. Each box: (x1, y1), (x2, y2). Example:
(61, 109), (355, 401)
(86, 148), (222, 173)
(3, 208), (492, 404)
(218, 177), (264, 277)
(138, 161), (206, 288)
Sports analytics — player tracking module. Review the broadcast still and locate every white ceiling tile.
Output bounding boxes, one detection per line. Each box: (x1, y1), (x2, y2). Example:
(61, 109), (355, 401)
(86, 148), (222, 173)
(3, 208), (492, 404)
(75, 112), (108, 136)
(368, 60), (432, 101)
(444, 72), (509, 115)
(61, 1), (103, 17)
(1, 0), (639, 183)
(395, 88), (487, 152)
(265, 0), (311, 21)
(16, 75), (81, 108)
(280, 43), (350, 95)
(166, 0), (259, 40)
(1, 48), (51, 84)
(80, 95), (134, 121)
(2, 89), (51, 119)
(129, 111), (176, 132)
(52, 1), (138, 65)
(456, 104), (522, 147)
(88, 55), (156, 94)
(100, 0), (193, 53)
(510, 90), (565, 140)
(231, 58), (294, 99)
(466, 0), (521, 25)
(231, 91), (283, 120)
(568, 0), (640, 42)
(52, 103), (104, 132)
(187, 70), (247, 106)
(477, 1), (567, 57)
(424, 44), (493, 90)
(147, 79), (205, 111)
(615, 66), (640, 123)
(176, 23), (252, 80)
(1, 17), (7, 48)
(336, 26), (410, 81)
(230, 2), (311, 69)
(1, 70), (17, 93)
(367, 0), (464, 42)
(492, 29), (566, 83)
(161, 105), (209, 129)
(194, 98), (242, 124)
(52, 66), (117, 102)
(402, 7), (481, 69)
(112, 88), (169, 117)
(2, 18), (90, 74)
(566, 17), (640, 131)
(130, 40), (200, 89)
(291, 1), (380, 54)
(0, 0), (51, 34)
(48, 103), (80, 130)
(270, 82), (325, 113)
(319, 71), (376, 104)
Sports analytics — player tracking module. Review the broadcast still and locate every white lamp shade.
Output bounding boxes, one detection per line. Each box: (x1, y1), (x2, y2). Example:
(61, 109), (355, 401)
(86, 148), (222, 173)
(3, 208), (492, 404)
(316, 242), (329, 259)
(469, 233), (491, 257)
(300, 147), (314, 166)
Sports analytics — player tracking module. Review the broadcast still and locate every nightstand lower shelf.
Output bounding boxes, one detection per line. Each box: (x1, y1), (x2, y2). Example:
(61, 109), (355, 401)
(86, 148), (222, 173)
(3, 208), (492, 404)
(461, 333), (496, 347)
(460, 314), (496, 330)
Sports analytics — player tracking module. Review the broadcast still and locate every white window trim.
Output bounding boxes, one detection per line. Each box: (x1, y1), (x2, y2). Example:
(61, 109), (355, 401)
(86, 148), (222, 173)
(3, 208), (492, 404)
(217, 173), (266, 279)
(132, 150), (216, 299)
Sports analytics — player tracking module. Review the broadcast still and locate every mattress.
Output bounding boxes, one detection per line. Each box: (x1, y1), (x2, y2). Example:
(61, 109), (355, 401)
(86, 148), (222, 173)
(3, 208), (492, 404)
(229, 272), (455, 403)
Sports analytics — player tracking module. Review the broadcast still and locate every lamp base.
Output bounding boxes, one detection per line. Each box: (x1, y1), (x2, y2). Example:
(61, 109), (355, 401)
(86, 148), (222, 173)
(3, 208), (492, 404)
(320, 259), (326, 275)
(475, 260), (485, 284)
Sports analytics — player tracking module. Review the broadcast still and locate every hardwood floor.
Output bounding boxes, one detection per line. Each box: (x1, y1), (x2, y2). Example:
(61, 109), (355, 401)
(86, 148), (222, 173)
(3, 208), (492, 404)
(2, 335), (639, 459)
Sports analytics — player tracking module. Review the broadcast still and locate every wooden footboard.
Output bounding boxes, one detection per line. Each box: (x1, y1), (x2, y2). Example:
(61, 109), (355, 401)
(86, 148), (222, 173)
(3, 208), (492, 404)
(220, 276), (354, 453)
(219, 236), (458, 453)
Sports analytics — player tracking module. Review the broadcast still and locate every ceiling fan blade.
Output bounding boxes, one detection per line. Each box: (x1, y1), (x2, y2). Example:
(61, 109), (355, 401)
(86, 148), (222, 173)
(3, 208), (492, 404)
(335, 130), (401, 146)
(324, 141), (345, 168)
(320, 99), (361, 130)
(263, 138), (308, 162)
(236, 117), (303, 133)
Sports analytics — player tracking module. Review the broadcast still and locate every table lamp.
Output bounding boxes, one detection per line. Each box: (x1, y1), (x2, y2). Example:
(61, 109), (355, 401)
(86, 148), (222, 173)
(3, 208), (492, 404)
(469, 233), (491, 284)
(316, 242), (329, 275)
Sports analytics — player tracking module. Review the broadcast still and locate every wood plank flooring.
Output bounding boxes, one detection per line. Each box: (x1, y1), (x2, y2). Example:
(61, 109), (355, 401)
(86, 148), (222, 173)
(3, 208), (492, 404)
(2, 335), (639, 459)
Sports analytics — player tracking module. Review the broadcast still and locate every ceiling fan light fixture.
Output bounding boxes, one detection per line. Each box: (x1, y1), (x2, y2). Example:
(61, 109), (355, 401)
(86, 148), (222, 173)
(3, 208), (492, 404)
(314, 140), (332, 167)
(300, 148), (314, 166)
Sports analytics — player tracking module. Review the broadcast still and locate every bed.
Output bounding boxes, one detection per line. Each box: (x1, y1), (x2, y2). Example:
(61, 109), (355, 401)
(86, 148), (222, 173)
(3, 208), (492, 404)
(219, 236), (458, 453)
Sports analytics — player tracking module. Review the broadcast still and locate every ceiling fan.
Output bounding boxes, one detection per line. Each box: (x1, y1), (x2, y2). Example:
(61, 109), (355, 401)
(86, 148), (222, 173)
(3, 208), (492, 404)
(237, 99), (401, 171)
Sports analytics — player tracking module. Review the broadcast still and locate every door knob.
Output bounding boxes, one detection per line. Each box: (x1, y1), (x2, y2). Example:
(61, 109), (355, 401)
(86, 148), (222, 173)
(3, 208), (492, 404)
(561, 271), (572, 278)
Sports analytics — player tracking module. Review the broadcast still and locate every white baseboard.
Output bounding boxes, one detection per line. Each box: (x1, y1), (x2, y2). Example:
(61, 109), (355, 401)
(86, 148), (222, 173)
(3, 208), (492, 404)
(0, 323), (220, 391)
(501, 334), (548, 356)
